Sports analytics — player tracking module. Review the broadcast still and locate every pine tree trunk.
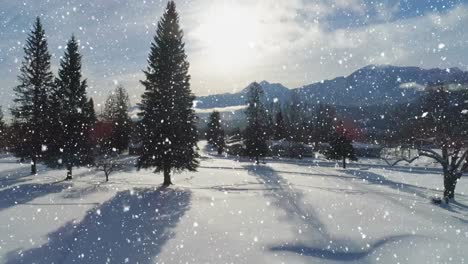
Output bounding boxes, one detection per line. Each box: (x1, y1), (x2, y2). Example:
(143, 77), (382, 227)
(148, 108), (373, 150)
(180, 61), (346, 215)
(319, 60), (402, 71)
(66, 164), (73, 180)
(443, 172), (457, 201)
(218, 147), (222, 155)
(342, 156), (346, 169)
(163, 165), (173, 186)
(255, 155), (259, 164)
(31, 156), (37, 175)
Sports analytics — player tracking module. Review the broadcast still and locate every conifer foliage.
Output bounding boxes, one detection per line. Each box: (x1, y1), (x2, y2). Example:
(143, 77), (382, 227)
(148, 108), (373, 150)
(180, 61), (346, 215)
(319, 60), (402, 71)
(245, 82), (269, 163)
(207, 111), (225, 154)
(138, 1), (199, 186)
(325, 122), (357, 168)
(103, 85), (131, 154)
(274, 110), (287, 140)
(11, 17), (54, 175)
(55, 36), (95, 180)
(315, 103), (337, 149)
(0, 107), (5, 151)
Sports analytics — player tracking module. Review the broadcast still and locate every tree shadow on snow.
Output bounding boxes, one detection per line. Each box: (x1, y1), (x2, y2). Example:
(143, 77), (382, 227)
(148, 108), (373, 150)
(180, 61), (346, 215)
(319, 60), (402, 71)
(265, 158), (444, 176)
(0, 175), (32, 189)
(245, 164), (328, 238)
(246, 164), (429, 262)
(0, 182), (72, 211)
(200, 165), (358, 181)
(61, 184), (112, 199)
(0, 166), (45, 189)
(344, 170), (468, 217)
(342, 169), (436, 200)
(5, 187), (192, 264)
(270, 234), (429, 262)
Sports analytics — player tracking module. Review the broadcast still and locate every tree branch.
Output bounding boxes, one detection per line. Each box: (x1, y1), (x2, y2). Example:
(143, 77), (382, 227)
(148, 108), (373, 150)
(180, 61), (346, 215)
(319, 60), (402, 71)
(418, 148), (447, 166)
(454, 149), (468, 171)
(382, 156), (420, 167)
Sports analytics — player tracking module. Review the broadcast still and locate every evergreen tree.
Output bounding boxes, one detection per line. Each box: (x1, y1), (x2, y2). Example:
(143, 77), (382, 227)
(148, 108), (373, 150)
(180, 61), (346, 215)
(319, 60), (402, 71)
(56, 35), (94, 180)
(102, 85), (131, 154)
(325, 122), (357, 169)
(207, 111), (225, 154)
(284, 94), (309, 158)
(265, 110), (275, 140)
(11, 17), (54, 174)
(137, 1), (199, 186)
(83, 98), (97, 162)
(286, 93), (305, 143)
(9, 119), (29, 159)
(0, 106), (5, 151)
(264, 101), (276, 140)
(43, 79), (65, 167)
(86, 98), (97, 127)
(245, 82), (269, 163)
(315, 103), (337, 150)
(274, 110), (287, 140)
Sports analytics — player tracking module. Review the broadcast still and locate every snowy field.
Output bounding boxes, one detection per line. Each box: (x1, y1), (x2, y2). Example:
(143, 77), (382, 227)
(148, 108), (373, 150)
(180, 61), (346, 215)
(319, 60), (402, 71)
(0, 142), (467, 264)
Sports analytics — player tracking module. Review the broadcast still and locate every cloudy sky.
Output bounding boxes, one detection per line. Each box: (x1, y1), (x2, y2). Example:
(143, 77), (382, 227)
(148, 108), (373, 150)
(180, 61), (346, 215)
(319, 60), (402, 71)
(1, 0), (467, 109)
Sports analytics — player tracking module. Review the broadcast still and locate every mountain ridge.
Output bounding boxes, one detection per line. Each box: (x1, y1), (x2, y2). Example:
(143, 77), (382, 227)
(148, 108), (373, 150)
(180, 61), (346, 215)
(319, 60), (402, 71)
(195, 65), (468, 109)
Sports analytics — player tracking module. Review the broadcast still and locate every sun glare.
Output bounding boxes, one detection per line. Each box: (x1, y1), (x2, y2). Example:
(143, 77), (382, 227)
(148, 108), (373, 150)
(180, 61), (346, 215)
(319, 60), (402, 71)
(190, 1), (261, 74)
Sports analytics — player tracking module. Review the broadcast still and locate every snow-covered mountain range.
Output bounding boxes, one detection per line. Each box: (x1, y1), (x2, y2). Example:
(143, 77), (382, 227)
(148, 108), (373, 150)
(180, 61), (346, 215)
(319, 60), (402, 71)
(195, 65), (468, 108)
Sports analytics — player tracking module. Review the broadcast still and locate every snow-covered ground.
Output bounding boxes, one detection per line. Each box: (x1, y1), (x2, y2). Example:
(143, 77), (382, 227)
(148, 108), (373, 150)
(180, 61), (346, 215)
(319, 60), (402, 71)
(0, 142), (467, 263)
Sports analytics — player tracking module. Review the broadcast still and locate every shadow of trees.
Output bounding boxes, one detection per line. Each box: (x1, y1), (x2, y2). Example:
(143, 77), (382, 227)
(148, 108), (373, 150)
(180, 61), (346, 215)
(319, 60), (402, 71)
(245, 164), (328, 239)
(6, 187), (192, 264)
(265, 158), (444, 175)
(0, 182), (72, 211)
(246, 164), (427, 262)
(0, 166), (40, 189)
(342, 169), (436, 200)
(270, 234), (428, 261)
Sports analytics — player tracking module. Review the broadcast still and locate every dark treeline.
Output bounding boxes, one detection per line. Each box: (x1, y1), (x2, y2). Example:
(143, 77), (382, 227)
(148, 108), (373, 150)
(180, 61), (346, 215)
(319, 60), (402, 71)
(215, 82), (354, 165)
(202, 81), (468, 201)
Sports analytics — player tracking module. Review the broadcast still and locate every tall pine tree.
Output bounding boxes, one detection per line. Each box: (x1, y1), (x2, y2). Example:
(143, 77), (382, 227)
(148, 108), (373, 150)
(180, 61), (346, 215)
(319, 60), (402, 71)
(207, 111), (225, 155)
(84, 98), (97, 161)
(103, 85), (131, 154)
(274, 110), (287, 140)
(11, 17), (54, 174)
(315, 103), (337, 150)
(138, 1), (199, 186)
(325, 122), (357, 169)
(85, 98), (97, 130)
(55, 35), (94, 180)
(245, 82), (269, 163)
(0, 106), (5, 152)
(43, 78), (65, 167)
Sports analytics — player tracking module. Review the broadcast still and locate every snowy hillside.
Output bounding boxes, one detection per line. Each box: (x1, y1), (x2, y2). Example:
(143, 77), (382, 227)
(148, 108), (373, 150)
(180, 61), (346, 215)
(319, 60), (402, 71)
(296, 65), (468, 106)
(196, 65), (468, 109)
(0, 141), (467, 263)
(195, 81), (290, 109)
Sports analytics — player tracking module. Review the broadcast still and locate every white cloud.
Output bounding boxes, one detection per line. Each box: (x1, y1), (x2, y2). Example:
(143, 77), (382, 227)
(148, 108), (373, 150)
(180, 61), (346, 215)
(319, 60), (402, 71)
(187, 2), (468, 92)
(334, 0), (366, 15)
